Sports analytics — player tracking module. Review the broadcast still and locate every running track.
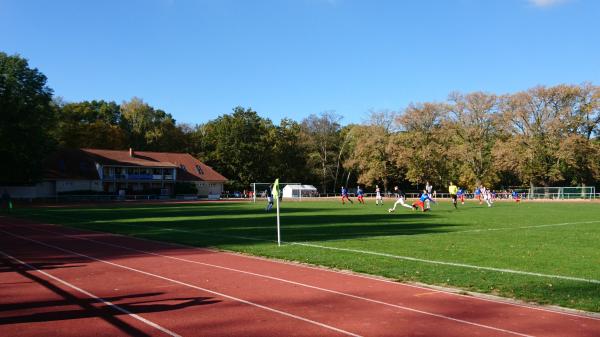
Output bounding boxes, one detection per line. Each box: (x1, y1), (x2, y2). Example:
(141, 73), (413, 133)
(1, 217), (599, 337)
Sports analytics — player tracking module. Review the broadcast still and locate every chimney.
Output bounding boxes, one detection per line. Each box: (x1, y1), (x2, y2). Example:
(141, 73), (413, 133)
(129, 148), (134, 157)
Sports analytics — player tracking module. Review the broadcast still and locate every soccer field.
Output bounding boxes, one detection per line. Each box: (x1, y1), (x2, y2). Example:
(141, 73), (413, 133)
(14, 199), (600, 313)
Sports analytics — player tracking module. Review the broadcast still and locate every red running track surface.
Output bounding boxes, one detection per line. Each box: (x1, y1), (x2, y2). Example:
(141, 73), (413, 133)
(1, 216), (599, 337)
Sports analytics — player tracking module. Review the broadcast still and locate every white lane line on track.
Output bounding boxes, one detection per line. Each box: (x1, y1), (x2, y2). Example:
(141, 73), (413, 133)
(0, 250), (182, 337)
(0, 229), (362, 337)
(20, 225), (535, 337)
(10, 218), (600, 321)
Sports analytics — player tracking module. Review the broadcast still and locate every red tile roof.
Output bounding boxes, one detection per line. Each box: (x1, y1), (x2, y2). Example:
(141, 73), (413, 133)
(82, 149), (227, 182)
(44, 149), (100, 180)
(45, 148), (227, 182)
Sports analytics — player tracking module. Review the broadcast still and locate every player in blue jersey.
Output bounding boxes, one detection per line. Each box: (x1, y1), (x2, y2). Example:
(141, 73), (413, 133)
(475, 187), (482, 204)
(457, 188), (465, 205)
(356, 185), (365, 204)
(412, 190), (437, 212)
(341, 186), (353, 204)
(512, 190), (521, 203)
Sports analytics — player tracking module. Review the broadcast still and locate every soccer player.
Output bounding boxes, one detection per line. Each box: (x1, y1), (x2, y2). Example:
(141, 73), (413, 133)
(388, 186), (412, 212)
(356, 185), (365, 204)
(375, 185), (383, 206)
(412, 190), (437, 212)
(341, 186), (353, 204)
(448, 182), (458, 209)
(475, 186), (482, 204)
(457, 187), (465, 205)
(265, 186), (274, 211)
(481, 186), (493, 207)
(425, 181), (433, 209)
(512, 190), (521, 203)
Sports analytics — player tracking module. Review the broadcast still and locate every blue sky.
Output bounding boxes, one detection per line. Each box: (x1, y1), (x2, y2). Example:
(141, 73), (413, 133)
(1, 0), (599, 125)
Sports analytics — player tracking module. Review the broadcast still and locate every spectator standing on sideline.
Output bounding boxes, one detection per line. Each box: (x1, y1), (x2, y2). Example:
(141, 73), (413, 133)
(2, 190), (11, 213)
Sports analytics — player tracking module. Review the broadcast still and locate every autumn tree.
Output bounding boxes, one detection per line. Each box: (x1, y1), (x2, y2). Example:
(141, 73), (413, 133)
(345, 110), (399, 192)
(389, 102), (452, 189)
(120, 97), (179, 151)
(448, 92), (502, 187)
(496, 86), (578, 187)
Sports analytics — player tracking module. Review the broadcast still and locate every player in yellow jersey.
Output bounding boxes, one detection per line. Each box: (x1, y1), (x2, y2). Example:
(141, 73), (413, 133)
(448, 182), (458, 209)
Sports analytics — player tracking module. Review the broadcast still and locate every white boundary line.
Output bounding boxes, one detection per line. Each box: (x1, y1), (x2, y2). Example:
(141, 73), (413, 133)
(0, 250), (182, 337)
(9, 215), (600, 320)
(452, 220), (600, 234)
(87, 221), (600, 285)
(20, 225), (536, 337)
(290, 241), (600, 284)
(0, 229), (362, 337)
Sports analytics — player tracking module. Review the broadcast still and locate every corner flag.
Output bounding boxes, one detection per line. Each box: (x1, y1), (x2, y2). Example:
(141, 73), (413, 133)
(273, 178), (281, 246)
(273, 179), (280, 199)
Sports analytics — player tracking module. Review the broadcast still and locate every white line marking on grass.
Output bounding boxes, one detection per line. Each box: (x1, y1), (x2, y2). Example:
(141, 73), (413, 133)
(290, 242), (600, 284)
(0, 229), (362, 337)
(0, 250), (182, 337)
(454, 220), (600, 234)
(36, 218), (599, 285)
(21, 225), (536, 337)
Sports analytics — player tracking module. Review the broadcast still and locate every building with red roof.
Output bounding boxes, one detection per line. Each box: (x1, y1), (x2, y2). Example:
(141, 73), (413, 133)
(3, 148), (227, 198)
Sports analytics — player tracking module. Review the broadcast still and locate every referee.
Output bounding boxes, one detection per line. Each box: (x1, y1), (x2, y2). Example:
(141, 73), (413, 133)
(448, 182), (458, 209)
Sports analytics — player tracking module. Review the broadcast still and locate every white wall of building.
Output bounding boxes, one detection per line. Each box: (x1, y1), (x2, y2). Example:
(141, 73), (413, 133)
(0, 182), (55, 198)
(195, 181), (224, 197)
(56, 180), (103, 193)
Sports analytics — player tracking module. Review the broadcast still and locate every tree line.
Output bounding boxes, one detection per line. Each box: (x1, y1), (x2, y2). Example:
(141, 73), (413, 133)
(2, 52), (599, 192)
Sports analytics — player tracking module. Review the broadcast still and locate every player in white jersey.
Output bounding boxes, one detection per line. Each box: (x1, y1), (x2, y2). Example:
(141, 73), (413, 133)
(481, 186), (493, 207)
(425, 181), (433, 209)
(388, 186), (413, 212)
(375, 185), (383, 206)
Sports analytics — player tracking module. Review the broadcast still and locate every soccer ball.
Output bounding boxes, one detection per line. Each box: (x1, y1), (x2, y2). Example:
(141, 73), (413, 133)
(388, 208), (393, 213)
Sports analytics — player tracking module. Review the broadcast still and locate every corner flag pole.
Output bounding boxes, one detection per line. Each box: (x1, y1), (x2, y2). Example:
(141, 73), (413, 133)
(276, 194), (281, 246)
(273, 178), (281, 246)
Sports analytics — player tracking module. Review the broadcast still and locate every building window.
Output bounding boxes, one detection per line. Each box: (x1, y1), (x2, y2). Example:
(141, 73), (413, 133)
(195, 165), (204, 175)
(179, 164), (186, 171)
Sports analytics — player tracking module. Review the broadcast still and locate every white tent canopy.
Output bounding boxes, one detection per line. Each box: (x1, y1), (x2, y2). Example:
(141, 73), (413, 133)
(282, 184), (318, 198)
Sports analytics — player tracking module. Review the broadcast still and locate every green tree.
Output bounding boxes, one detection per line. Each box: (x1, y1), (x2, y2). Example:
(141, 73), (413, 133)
(120, 97), (178, 150)
(54, 100), (127, 149)
(0, 52), (55, 184)
(300, 111), (343, 193)
(269, 118), (313, 184)
(200, 107), (274, 189)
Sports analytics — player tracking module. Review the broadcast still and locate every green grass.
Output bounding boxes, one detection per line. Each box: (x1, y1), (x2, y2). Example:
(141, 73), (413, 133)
(13, 199), (600, 312)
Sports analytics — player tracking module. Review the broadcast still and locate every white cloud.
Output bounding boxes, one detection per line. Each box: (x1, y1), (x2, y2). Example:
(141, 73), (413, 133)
(529, 0), (570, 7)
